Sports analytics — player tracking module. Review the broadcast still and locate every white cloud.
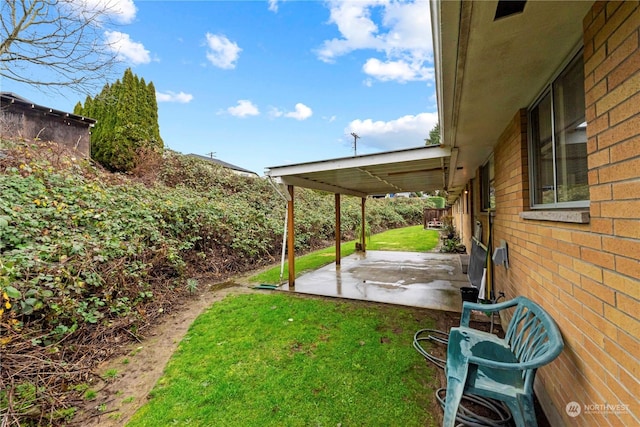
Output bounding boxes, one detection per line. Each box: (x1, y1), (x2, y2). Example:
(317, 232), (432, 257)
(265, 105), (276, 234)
(227, 100), (259, 118)
(381, 1), (432, 57)
(346, 112), (438, 150)
(268, 0), (280, 12)
(108, 0), (137, 24)
(285, 103), (313, 121)
(317, 0), (433, 83)
(362, 58), (433, 83)
(269, 107), (284, 118)
(104, 31), (151, 64)
(316, 1), (383, 63)
(205, 33), (241, 69)
(324, 115), (337, 123)
(156, 91), (193, 103)
(270, 103), (313, 120)
(71, 0), (137, 24)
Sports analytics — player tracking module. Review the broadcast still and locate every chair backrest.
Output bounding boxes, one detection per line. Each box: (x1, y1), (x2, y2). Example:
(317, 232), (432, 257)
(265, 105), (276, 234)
(467, 237), (487, 288)
(503, 297), (564, 389)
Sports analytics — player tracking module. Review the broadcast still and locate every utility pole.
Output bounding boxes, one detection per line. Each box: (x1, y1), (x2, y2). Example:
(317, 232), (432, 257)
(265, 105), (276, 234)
(350, 132), (360, 156)
(206, 152), (216, 159)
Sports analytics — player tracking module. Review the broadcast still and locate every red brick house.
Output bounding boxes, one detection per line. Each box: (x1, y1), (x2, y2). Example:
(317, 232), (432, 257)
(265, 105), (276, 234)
(432, 1), (639, 425)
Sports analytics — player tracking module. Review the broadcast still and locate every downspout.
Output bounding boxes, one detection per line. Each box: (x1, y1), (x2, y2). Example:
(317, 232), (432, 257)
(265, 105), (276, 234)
(459, 192), (464, 243)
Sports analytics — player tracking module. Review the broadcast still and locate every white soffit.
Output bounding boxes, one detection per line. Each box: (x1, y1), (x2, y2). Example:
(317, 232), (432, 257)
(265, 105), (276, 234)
(434, 0), (592, 200)
(266, 146), (452, 198)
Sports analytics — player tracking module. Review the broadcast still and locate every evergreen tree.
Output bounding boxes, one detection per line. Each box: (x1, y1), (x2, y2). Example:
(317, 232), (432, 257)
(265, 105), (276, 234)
(75, 69), (163, 171)
(425, 123), (440, 146)
(73, 102), (82, 115)
(146, 81), (162, 144)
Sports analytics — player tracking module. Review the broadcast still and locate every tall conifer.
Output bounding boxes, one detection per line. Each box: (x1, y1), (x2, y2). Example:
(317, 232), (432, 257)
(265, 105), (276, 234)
(75, 69), (163, 171)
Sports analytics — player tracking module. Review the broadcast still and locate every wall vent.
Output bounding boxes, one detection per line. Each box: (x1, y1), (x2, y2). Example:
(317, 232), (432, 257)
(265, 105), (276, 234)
(494, 0), (526, 20)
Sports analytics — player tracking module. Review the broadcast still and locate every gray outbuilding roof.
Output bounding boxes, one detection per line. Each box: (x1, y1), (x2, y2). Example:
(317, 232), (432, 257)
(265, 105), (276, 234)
(1, 92), (96, 126)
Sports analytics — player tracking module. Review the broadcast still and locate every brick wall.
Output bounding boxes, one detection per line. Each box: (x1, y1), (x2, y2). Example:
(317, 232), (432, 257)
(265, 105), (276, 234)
(489, 2), (639, 425)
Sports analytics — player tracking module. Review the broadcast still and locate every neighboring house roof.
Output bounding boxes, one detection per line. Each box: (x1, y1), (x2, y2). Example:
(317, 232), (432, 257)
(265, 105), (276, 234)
(1, 92), (96, 126)
(187, 154), (258, 176)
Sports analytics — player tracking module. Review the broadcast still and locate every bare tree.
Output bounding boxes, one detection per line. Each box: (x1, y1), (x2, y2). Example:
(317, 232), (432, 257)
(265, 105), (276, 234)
(0, 0), (122, 94)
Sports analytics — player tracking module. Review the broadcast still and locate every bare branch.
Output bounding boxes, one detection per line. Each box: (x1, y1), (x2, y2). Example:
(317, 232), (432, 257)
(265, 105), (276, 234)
(0, 0), (125, 95)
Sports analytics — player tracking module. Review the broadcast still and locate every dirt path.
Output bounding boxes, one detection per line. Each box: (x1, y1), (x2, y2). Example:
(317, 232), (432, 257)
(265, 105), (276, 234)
(70, 275), (505, 427)
(70, 279), (461, 427)
(73, 280), (255, 427)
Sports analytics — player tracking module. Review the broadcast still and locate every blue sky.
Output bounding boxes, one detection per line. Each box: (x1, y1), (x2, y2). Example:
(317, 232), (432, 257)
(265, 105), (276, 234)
(3, 0), (438, 175)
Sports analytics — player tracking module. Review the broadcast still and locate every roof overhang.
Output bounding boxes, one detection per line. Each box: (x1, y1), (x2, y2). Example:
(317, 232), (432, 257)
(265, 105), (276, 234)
(1, 92), (97, 126)
(266, 146), (452, 198)
(431, 0), (592, 202)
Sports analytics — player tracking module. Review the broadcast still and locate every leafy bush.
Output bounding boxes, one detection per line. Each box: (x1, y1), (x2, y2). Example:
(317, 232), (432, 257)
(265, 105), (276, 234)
(1, 141), (435, 334)
(0, 140), (437, 424)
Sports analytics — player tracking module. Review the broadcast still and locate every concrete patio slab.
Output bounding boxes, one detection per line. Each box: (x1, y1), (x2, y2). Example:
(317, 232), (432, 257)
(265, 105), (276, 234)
(281, 250), (471, 312)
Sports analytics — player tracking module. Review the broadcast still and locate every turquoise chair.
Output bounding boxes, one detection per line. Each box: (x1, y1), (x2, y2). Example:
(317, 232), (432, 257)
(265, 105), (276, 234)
(443, 296), (564, 427)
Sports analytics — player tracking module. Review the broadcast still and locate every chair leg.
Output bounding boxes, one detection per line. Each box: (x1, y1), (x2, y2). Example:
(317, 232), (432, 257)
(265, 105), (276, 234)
(518, 394), (538, 427)
(443, 375), (465, 427)
(443, 329), (471, 427)
(504, 394), (537, 427)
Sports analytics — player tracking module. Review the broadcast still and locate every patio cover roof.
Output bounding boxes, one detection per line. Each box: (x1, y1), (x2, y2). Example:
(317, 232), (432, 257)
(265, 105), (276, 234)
(265, 145), (452, 198)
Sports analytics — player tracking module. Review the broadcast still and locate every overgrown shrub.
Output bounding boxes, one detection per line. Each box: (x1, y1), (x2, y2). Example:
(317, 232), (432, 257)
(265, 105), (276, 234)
(0, 140), (438, 425)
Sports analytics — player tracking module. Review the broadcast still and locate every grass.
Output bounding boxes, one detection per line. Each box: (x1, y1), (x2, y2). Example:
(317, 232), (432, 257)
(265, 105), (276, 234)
(367, 225), (440, 252)
(251, 225), (439, 284)
(104, 369), (119, 380)
(127, 293), (438, 427)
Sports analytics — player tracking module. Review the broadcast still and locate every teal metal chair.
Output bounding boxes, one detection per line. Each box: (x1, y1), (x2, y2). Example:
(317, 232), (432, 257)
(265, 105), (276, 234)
(443, 296), (564, 427)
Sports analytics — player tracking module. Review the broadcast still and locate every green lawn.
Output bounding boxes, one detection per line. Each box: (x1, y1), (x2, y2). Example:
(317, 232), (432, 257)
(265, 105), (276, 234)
(251, 225), (439, 284)
(127, 293), (438, 427)
(367, 225), (440, 252)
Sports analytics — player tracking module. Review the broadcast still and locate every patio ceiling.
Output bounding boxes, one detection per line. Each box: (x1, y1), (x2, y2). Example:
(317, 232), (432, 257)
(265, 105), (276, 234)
(265, 146), (452, 198)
